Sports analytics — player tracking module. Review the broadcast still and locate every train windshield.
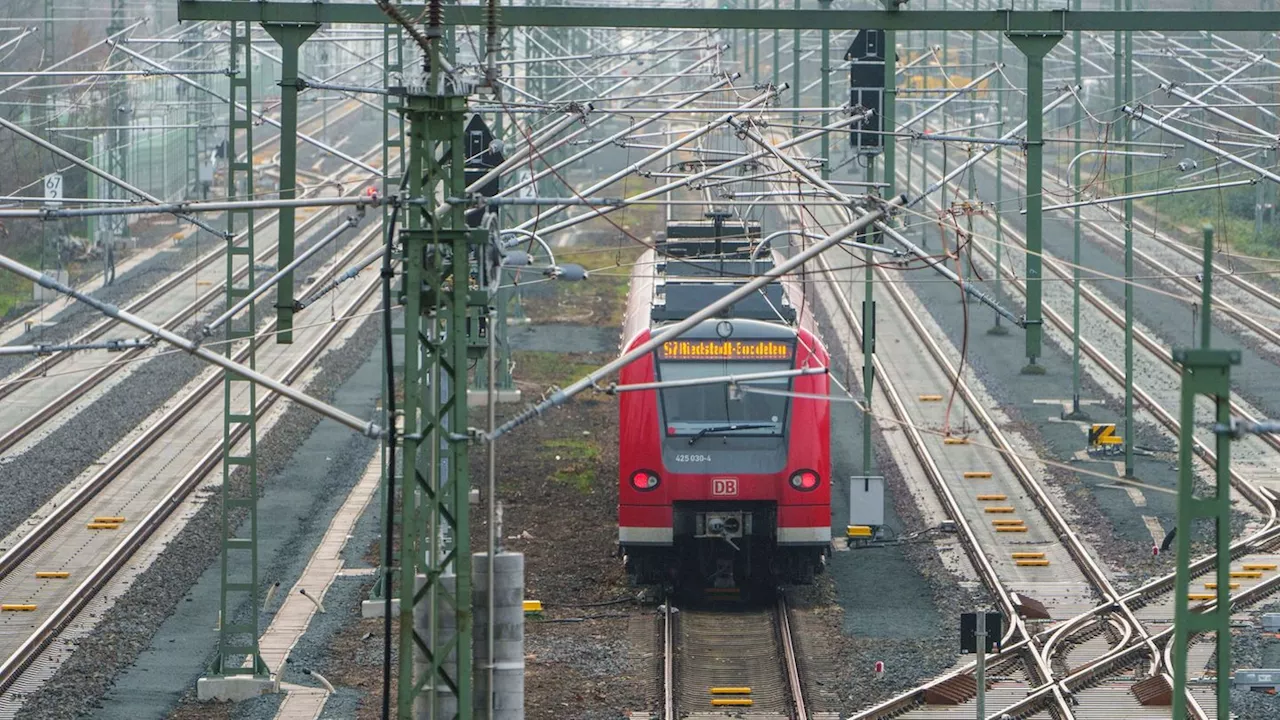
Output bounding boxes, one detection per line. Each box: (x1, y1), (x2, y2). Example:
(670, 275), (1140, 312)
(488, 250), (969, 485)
(656, 359), (791, 438)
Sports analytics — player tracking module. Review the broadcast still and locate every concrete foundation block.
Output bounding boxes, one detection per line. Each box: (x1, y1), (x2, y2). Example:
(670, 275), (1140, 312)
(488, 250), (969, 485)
(466, 388), (523, 407)
(196, 675), (277, 702)
(361, 597), (401, 618)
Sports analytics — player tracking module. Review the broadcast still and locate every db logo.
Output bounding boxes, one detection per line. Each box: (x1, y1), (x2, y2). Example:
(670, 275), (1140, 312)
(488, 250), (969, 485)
(711, 478), (738, 496)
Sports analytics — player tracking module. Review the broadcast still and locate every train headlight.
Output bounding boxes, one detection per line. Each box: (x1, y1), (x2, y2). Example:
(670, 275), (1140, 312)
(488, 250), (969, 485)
(789, 469), (821, 491)
(630, 470), (661, 492)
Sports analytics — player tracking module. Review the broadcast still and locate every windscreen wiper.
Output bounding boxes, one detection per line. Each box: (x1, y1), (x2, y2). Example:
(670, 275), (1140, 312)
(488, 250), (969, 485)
(687, 423), (774, 446)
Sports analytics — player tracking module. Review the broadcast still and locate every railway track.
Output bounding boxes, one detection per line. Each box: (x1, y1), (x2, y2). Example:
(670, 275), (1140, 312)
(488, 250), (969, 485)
(795, 84), (1280, 714)
(0, 96), (368, 346)
(902, 147), (1280, 717)
(661, 593), (812, 720)
(0, 220), (385, 699)
(746, 139), (1153, 717)
(0, 127), (389, 461)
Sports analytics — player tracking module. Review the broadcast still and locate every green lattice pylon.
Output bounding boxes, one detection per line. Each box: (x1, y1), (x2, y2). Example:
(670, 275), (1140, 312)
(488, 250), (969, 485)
(397, 87), (489, 720)
(212, 15), (267, 678)
(1171, 347), (1240, 720)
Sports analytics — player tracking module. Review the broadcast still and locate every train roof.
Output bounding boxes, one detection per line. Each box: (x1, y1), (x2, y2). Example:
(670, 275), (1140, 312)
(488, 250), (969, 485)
(640, 220), (796, 325)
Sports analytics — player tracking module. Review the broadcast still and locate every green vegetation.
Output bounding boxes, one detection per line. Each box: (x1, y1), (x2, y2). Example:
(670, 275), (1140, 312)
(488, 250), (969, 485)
(1095, 157), (1280, 259)
(511, 350), (602, 388)
(0, 229), (41, 319)
(540, 436), (602, 493)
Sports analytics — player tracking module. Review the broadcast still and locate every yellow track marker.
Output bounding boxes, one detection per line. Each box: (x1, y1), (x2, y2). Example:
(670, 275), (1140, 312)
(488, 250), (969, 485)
(996, 525), (1028, 533)
(919, 394), (943, 402)
(984, 506), (1015, 514)
(523, 600), (543, 613)
(92, 516), (125, 524)
(35, 571), (69, 579)
(963, 471), (993, 479)
(1204, 582), (1239, 590)
(86, 522), (120, 530)
(1242, 563), (1277, 571)
(977, 494), (1007, 501)
(710, 687), (752, 695)
(944, 437), (970, 445)
(1011, 552), (1045, 559)
(711, 699), (753, 707)
(1, 604), (36, 611)
(1230, 570), (1263, 579)
(992, 519), (1024, 526)
(1188, 593), (1216, 601)
(846, 526), (872, 538)
(1016, 559), (1051, 567)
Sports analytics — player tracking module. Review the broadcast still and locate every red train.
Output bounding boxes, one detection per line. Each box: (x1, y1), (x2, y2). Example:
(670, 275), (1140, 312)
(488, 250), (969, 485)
(616, 222), (831, 590)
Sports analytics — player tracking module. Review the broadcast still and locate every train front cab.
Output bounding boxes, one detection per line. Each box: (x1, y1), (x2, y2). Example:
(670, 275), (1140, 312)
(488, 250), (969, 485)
(617, 320), (831, 589)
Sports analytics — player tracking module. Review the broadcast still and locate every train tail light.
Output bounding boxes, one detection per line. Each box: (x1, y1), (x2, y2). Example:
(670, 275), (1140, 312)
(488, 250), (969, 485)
(630, 470), (661, 491)
(789, 469), (821, 491)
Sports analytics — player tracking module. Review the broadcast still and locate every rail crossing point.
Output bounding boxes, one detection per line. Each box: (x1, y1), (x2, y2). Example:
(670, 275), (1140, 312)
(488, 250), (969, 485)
(35, 571), (69, 578)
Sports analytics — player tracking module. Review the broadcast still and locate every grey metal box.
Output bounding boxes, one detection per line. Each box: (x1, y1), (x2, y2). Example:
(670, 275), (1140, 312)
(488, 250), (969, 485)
(1233, 669), (1280, 689)
(849, 475), (885, 528)
(1262, 613), (1280, 631)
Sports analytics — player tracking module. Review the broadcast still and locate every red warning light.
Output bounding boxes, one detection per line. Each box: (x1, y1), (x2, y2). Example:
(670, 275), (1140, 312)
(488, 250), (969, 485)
(874, 661), (885, 677)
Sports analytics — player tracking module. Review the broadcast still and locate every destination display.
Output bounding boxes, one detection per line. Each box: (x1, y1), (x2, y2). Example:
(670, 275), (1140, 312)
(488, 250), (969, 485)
(658, 339), (794, 361)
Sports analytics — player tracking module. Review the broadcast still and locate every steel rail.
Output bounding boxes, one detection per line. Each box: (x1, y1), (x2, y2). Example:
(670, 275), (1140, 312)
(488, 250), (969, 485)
(0, 223), (382, 584)
(777, 593), (808, 720)
(805, 227), (1057, 716)
(916, 148), (1275, 515)
(0, 93), (365, 339)
(765, 145), (1158, 718)
(0, 145), (389, 456)
(902, 153), (1280, 718)
(0, 253), (383, 695)
(0, 97), (370, 394)
(663, 600), (674, 720)
(761, 132), (1133, 658)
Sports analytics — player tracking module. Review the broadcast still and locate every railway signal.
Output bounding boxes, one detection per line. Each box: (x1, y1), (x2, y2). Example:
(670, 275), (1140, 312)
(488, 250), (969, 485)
(845, 29), (886, 155)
